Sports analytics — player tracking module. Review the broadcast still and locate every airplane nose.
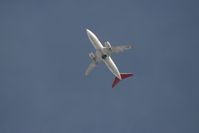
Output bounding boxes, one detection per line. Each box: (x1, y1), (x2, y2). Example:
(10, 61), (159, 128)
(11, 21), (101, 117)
(86, 29), (91, 36)
(86, 29), (95, 41)
(86, 29), (91, 34)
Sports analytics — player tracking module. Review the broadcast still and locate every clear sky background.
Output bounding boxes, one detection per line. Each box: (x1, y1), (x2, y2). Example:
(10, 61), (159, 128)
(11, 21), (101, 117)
(0, 0), (199, 133)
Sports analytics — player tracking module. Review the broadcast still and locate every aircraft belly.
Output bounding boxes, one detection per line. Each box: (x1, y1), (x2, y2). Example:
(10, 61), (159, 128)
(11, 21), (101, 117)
(92, 41), (103, 50)
(103, 57), (120, 78)
(88, 32), (103, 49)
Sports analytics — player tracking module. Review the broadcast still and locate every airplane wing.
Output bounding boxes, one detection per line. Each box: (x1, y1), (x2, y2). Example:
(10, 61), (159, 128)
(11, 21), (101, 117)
(104, 41), (133, 54)
(111, 45), (132, 53)
(85, 61), (97, 76)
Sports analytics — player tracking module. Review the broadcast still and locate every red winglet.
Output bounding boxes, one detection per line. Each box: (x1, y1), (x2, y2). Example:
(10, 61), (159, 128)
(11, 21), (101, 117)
(112, 73), (133, 88)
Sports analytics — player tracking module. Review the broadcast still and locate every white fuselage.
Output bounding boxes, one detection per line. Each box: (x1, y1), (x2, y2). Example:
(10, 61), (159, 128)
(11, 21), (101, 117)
(86, 29), (121, 80)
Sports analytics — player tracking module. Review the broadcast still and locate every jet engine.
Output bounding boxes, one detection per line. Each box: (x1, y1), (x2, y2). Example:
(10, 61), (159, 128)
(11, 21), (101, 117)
(104, 41), (112, 50)
(89, 52), (95, 60)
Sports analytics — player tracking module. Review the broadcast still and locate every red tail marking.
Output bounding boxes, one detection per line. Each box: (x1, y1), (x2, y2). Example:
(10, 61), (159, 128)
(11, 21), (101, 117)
(112, 73), (133, 88)
(121, 73), (133, 79)
(112, 77), (120, 88)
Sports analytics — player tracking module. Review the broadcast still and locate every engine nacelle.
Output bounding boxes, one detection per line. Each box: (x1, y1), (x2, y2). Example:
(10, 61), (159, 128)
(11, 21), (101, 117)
(104, 41), (112, 50)
(89, 52), (95, 60)
(104, 41), (111, 48)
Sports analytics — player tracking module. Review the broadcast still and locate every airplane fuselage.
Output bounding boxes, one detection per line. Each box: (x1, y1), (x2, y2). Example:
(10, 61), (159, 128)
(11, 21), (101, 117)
(86, 29), (122, 80)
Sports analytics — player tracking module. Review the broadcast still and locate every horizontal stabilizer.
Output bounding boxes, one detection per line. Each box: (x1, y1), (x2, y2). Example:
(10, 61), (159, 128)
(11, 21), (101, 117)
(112, 73), (133, 88)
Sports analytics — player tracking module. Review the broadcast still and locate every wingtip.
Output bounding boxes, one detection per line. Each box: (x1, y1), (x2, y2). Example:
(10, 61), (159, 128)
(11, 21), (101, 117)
(128, 45), (133, 49)
(85, 72), (88, 76)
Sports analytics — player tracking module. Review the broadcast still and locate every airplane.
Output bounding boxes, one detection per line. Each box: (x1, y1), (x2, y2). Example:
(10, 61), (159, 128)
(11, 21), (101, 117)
(85, 29), (133, 88)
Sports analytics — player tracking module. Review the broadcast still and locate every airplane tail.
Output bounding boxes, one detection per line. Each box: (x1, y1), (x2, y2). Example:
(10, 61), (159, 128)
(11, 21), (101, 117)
(112, 73), (133, 88)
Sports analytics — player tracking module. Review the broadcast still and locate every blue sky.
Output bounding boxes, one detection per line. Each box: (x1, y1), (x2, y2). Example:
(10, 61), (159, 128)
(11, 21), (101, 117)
(0, 0), (199, 133)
